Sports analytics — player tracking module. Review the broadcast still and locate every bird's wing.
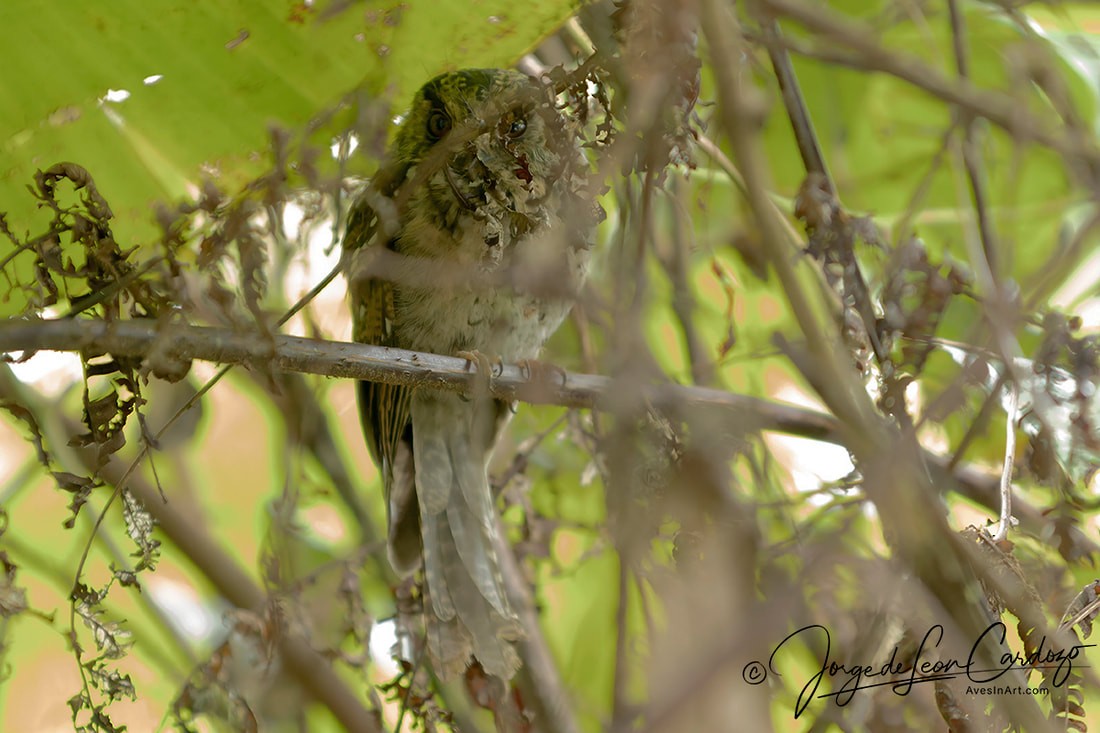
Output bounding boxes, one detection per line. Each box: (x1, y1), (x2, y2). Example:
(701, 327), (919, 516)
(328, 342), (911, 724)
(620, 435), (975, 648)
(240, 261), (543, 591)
(345, 165), (420, 572)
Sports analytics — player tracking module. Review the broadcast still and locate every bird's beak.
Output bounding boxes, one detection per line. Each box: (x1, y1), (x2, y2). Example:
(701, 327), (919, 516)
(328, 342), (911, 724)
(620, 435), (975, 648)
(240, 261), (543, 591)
(443, 163), (476, 212)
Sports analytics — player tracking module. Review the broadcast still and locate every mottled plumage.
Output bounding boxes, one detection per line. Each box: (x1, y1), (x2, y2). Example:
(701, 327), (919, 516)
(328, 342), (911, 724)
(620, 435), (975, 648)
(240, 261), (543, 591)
(344, 69), (599, 679)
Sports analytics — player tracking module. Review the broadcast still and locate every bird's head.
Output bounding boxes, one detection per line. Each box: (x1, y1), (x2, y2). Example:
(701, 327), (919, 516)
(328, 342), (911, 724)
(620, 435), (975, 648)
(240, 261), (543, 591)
(392, 69), (576, 224)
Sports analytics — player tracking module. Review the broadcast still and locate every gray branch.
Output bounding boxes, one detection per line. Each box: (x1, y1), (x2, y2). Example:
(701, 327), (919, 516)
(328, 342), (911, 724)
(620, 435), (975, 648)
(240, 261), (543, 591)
(0, 317), (839, 438)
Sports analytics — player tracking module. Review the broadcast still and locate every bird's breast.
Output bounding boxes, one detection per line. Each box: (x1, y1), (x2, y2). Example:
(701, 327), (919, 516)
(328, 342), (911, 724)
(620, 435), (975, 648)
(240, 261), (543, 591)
(393, 209), (588, 362)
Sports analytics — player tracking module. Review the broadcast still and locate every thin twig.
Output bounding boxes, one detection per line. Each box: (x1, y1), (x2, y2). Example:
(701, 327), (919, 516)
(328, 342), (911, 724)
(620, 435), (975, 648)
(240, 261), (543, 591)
(991, 382), (1018, 543)
(760, 0), (1100, 174)
(948, 0), (1001, 284)
(758, 18), (834, 194)
(494, 515), (582, 733)
(658, 178), (714, 386)
(610, 557), (633, 730)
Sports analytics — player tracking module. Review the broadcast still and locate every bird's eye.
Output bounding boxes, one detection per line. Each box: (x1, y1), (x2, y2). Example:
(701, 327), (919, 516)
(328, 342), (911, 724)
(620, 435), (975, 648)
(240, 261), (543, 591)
(426, 109), (451, 140)
(501, 114), (527, 139)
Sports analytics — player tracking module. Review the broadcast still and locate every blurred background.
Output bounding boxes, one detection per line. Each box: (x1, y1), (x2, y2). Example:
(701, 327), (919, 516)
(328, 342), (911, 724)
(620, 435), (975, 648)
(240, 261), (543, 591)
(4, 1), (1100, 731)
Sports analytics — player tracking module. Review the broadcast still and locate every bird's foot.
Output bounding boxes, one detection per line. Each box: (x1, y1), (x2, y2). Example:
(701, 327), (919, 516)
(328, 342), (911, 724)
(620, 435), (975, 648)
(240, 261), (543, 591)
(456, 349), (502, 400)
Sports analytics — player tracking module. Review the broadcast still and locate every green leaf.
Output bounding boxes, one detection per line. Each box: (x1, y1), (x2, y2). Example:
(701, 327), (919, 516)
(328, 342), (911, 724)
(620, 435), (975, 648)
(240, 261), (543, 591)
(0, 0), (580, 236)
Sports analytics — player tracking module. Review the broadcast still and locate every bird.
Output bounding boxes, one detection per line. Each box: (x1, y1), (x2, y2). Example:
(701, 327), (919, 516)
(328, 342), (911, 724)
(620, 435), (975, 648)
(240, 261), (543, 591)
(343, 68), (600, 679)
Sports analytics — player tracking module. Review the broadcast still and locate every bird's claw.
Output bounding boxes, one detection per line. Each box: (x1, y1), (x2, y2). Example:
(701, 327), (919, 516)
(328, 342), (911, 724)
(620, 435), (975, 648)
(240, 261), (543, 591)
(456, 350), (502, 399)
(456, 350), (504, 376)
(517, 358), (567, 389)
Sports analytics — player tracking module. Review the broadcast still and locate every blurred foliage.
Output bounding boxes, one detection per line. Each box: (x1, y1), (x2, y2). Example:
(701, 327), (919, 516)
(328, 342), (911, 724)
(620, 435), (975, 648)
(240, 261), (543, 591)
(4, 1), (1100, 732)
(0, 0), (579, 317)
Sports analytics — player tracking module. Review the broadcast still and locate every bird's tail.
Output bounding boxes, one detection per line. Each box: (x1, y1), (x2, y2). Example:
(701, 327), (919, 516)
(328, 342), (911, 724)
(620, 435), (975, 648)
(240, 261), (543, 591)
(410, 393), (522, 679)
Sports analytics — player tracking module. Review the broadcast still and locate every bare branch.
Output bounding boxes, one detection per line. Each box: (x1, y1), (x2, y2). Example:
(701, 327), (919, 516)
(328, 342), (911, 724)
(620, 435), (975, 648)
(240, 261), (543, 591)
(0, 317), (838, 439)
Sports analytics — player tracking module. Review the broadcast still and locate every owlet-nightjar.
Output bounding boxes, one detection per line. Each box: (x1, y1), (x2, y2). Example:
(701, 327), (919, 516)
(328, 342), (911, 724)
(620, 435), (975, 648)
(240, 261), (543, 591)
(344, 69), (600, 679)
